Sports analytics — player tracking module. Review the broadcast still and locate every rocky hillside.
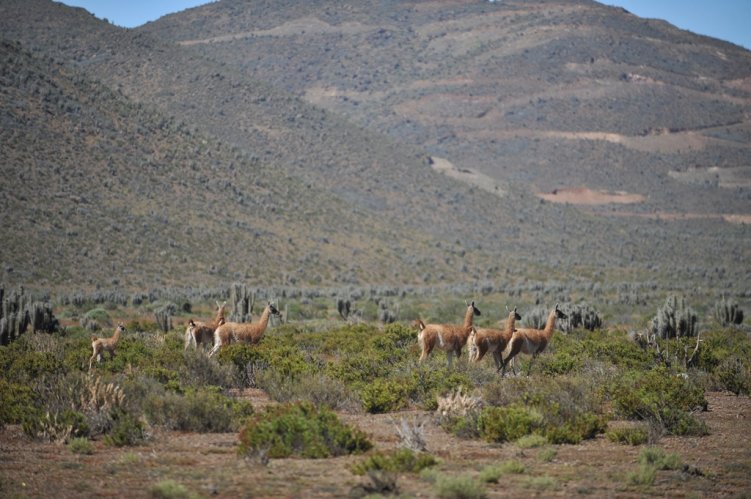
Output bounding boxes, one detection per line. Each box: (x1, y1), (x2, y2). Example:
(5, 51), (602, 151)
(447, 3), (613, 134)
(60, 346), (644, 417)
(0, 0), (748, 293)
(144, 0), (751, 216)
(0, 39), (474, 289)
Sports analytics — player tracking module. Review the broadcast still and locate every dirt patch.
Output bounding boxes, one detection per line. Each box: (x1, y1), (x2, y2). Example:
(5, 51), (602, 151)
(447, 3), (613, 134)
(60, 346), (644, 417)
(178, 16), (373, 45)
(428, 156), (507, 198)
(1, 391), (749, 498)
(668, 166), (751, 189)
(538, 187), (645, 205)
(597, 210), (751, 225)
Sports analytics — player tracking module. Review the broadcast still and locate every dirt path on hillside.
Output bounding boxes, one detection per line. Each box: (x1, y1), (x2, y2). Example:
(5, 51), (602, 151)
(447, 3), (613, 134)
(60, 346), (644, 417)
(1, 391), (749, 497)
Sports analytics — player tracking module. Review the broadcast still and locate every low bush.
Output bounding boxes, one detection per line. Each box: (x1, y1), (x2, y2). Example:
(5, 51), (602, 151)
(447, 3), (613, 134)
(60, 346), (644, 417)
(258, 371), (360, 412)
(351, 448), (438, 475)
(143, 386), (252, 432)
(609, 367), (708, 436)
(479, 404), (544, 443)
(538, 447), (557, 462)
(713, 355), (750, 396)
(479, 375), (607, 444)
(606, 425), (649, 445)
(23, 409), (89, 442)
(515, 434), (548, 448)
(104, 411), (146, 447)
(477, 460), (525, 483)
(68, 437), (94, 455)
(627, 447), (683, 487)
(523, 475), (558, 491)
(179, 350), (237, 389)
(149, 479), (195, 499)
(434, 474), (486, 499)
(0, 379), (36, 428)
(639, 447), (682, 470)
(359, 377), (411, 413)
(103, 410), (147, 447)
(237, 402), (372, 459)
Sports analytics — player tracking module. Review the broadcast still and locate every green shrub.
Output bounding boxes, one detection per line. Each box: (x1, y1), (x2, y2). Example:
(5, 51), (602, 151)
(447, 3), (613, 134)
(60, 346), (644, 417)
(68, 437), (94, 455)
(478, 459), (528, 481)
(544, 412), (606, 444)
(23, 409), (90, 442)
(237, 402), (372, 459)
(434, 474), (486, 499)
(360, 377), (411, 414)
(627, 465), (657, 486)
(351, 448), (438, 475)
(0, 379), (36, 427)
(218, 342), (314, 387)
(441, 414), (482, 439)
(515, 434), (548, 448)
(104, 411), (146, 447)
(149, 479), (195, 499)
(523, 475), (558, 490)
(538, 447), (557, 462)
(144, 386), (252, 432)
(478, 465), (502, 483)
(714, 355), (751, 395)
(258, 371), (360, 411)
(638, 447), (682, 470)
(627, 447), (683, 487)
(478, 405), (544, 443)
(407, 366), (473, 411)
(7, 350), (66, 381)
(179, 350), (237, 389)
(478, 375), (607, 444)
(606, 425), (649, 445)
(609, 367), (708, 436)
(497, 459), (526, 474)
(695, 329), (751, 372)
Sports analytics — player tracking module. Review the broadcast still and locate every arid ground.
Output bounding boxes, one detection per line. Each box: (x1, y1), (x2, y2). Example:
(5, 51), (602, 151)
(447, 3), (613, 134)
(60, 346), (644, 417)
(1, 390), (749, 498)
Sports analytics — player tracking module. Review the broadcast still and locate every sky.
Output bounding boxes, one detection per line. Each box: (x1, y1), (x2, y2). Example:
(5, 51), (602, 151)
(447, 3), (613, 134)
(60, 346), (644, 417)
(57, 0), (750, 50)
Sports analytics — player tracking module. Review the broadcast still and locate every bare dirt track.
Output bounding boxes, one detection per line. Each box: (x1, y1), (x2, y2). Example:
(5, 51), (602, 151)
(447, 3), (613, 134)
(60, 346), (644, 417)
(1, 391), (749, 498)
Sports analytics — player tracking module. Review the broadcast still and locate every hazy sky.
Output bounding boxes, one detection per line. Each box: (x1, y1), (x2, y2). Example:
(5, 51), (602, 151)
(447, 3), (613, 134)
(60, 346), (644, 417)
(57, 0), (750, 50)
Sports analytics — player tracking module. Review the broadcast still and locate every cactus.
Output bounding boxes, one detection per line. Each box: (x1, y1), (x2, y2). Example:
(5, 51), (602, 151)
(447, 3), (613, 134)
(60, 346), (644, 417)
(378, 301), (399, 324)
(0, 286), (58, 345)
(154, 305), (173, 333)
(524, 306), (548, 329)
(561, 303), (603, 332)
(336, 297), (351, 320)
(228, 282), (254, 323)
(714, 296), (744, 326)
(652, 295), (698, 339)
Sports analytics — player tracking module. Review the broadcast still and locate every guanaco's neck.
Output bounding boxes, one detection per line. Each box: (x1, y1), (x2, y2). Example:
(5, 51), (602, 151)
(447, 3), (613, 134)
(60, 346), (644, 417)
(112, 327), (122, 344)
(212, 306), (225, 328)
(505, 312), (517, 335)
(463, 305), (475, 329)
(258, 307), (272, 328)
(543, 310), (558, 337)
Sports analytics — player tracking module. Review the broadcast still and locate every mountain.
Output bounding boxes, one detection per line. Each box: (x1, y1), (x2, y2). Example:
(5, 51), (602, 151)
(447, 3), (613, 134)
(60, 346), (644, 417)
(142, 0), (751, 216)
(0, 39), (473, 289)
(0, 0), (749, 294)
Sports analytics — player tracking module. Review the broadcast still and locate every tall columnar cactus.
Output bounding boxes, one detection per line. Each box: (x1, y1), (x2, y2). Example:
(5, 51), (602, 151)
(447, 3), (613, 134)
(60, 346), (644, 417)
(561, 303), (602, 332)
(336, 297), (351, 320)
(652, 295), (698, 339)
(229, 282), (254, 323)
(0, 286), (58, 345)
(154, 305), (174, 333)
(714, 296), (744, 326)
